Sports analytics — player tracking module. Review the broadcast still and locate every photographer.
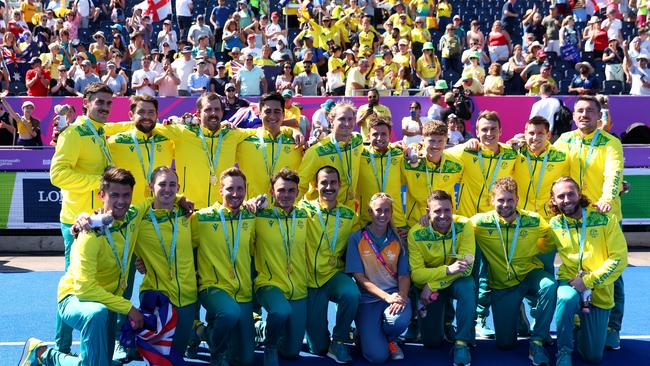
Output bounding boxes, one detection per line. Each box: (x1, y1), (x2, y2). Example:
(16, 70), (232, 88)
(356, 88), (392, 140)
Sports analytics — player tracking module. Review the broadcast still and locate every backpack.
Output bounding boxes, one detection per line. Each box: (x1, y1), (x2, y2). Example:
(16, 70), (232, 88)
(553, 99), (573, 138)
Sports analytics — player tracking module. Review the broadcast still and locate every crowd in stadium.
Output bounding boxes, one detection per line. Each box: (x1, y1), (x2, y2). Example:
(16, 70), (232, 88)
(0, 0), (649, 99)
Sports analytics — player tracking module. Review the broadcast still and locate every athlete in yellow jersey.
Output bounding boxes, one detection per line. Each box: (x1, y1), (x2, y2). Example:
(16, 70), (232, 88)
(237, 93), (303, 199)
(553, 95), (625, 348)
(133, 166), (197, 355)
(402, 120), (464, 228)
(253, 169), (308, 366)
(20, 168), (146, 366)
(303, 166), (359, 363)
(446, 111), (518, 337)
(471, 177), (556, 365)
(358, 117), (406, 230)
(408, 190), (475, 366)
(546, 177), (627, 366)
(191, 168), (256, 366)
(108, 95), (175, 205)
(299, 101), (363, 206)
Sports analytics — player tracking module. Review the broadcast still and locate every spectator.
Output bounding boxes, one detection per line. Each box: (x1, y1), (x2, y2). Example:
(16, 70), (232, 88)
(463, 51), (486, 83)
(73, 0), (98, 29)
(40, 42), (64, 79)
(210, 0), (233, 49)
(394, 66), (413, 96)
(437, 0), (453, 30)
(188, 14), (213, 47)
(8, 9), (29, 38)
(380, 50), (399, 80)
(523, 10), (546, 44)
(101, 61), (127, 96)
(311, 99), (335, 141)
(236, 0), (255, 29)
(242, 34), (262, 59)
(427, 90), (447, 120)
(50, 65), (78, 96)
(630, 28), (650, 56)
(275, 62), (294, 92)
(235, 53), (267, 96)
(222, 18), (244, 54)
(109, 50), (129, 84)
(559, 16), (580, 50)
(521, 49), (548, 81)
(128, 31), (146, 71)
(623, 44), (650, 95)
(243, 17), (266, 50)
(25, 57), (51, 97)
(34, 14), (53, 54)
(603, 38), (625, 82)
(281, 89), (301, 127)
(16, 101), (42, 146)
(131, 56), (158, 97)
(222, 82), (250, 120)
(293, 59), (323, 96)
(439, 24), (463, 74)
(192, 35), (216, 64)
(415, 42), (442, 87)
(154, 58), (180, 97)
(501, 0), (520, 44)
(602, 8), (623, 43)
(356, 88), (392, 138)
(525, 62), (558, 95)
(271, 38), (293, 63)
(0, 98), (17, 146)
(484, 62), (505, 95)
(529, 83), (561, 132)
(454, 72), (484, 95)
(172, 46), (196, 96)
(150, 49), (164, 74)
(89, 31), (109, 72)
(569, 61), (600, 95)
(542, 6), (562, 56)
(467, 20), (486, 50)
(157, 19), (178, 52)
(572, 0), (588, 23)
(210, 62), (230, 96)
(175, 0), (193, 41)
(447, 113), (473, 144)
(487, 21), (513, 63)
(21, 0), (39, 28)
(369, 67), (392, 96)
(402, 101), (429, 145)
(139, 15), (154, 46)
(346, 58), (370, 96)
(187, 60), (211, 96)
(109, 25), (128, 56)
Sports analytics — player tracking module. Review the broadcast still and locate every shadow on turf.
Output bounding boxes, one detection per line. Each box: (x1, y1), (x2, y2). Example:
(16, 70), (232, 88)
(0, 260), (32, 273)
(182, 339), (650, 365)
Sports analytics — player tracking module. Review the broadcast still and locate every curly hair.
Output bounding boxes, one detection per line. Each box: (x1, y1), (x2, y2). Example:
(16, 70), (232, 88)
(548, 176), (591, 215)
(491, 177), (518, 198)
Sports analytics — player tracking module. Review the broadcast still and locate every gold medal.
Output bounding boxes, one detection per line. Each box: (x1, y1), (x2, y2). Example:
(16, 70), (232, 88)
(347, 191), (356, 201)
(287, 264), (293, 274)
(230, 267), (236, 279)
(210, 174), (218, 185)
(329, 257), (337, 266)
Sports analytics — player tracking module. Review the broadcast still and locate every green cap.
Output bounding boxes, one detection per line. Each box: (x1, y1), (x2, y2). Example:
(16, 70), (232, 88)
(422, 42), (435, 51)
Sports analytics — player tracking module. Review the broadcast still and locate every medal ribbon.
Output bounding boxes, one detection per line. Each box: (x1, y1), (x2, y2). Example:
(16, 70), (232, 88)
(525, 149), (549, 203)
(427, 221), (457, 262)
(315, 204), (340, 256)
(575, 129), (600, 187)
(493, 213), (521, 277)
(85, 117), (113, 166)
(132, 132), (156, 184)
(148, 208), (179, 275)
(331, 135), (353, 186)
(258, 129), (283, 178)
(424, 153), (445, 191)
(274, 207), (296, 264)
(197, 128), (224, 178)
(477, 150), (504, 192)
(563, 208), (588, 272)
(219, 209), (243, 269)
(103, 223), (130, 286)
(368, 149), (392, 192)
(362, 228), (397, 278)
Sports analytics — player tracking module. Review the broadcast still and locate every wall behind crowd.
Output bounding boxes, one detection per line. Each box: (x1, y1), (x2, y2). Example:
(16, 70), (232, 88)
(3, 95), (648, 146)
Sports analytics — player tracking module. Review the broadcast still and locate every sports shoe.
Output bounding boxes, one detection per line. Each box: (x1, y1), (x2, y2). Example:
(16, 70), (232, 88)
(518, 304), (532, 337)
(444, 322), (457, 343)
(528, 341), (550, 366)
(555, 350), (573, 366)
(263, 347), (279, 366)
(18, 338), (46, 366)
(327, 340), (352, 364)
(605, 328), (621, 350)
(475, 316), (495, 338)
(186, 322), (206, 359)
(453, 342), (471, 366)
(113, 343), (128, 362)
(388, 340), (404, 360)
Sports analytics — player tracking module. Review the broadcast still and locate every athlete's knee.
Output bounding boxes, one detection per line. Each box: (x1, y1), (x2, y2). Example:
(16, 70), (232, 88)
(216, 305), (242, 326)
(580, 348), (604, 364)
(267, 303), (291, 322)
(363, 347), (390, 364)
(557, 286), (580, 307)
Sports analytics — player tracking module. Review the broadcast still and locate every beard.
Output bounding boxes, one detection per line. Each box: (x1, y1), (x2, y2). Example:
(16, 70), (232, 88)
(496, 206), (516, 219)
(136, 119), (156, 134)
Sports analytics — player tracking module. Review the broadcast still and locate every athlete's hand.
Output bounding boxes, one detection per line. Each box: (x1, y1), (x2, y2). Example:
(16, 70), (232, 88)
(135, 257), (147, 274)
(384, 292), (406, 305)
(221, 121), (235, 129)
(74, 212), (93, 233)
(464, 138), (480, 151)
(446, 260), (469, 275)
(419, 284), (434, 305)
(593, 200), (612, 213)
(178, 196), (195, 216)
(127, 306), (144, 330)
(387, 301), (405, 315)
(507, 133), (526, 149)
(570, 275), (588, 293)
(418, 214), (429, 227)
(292, 130), (306, 148)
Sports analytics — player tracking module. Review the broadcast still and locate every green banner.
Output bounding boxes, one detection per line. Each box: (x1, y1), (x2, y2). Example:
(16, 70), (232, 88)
(0, 172), (16, 228)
